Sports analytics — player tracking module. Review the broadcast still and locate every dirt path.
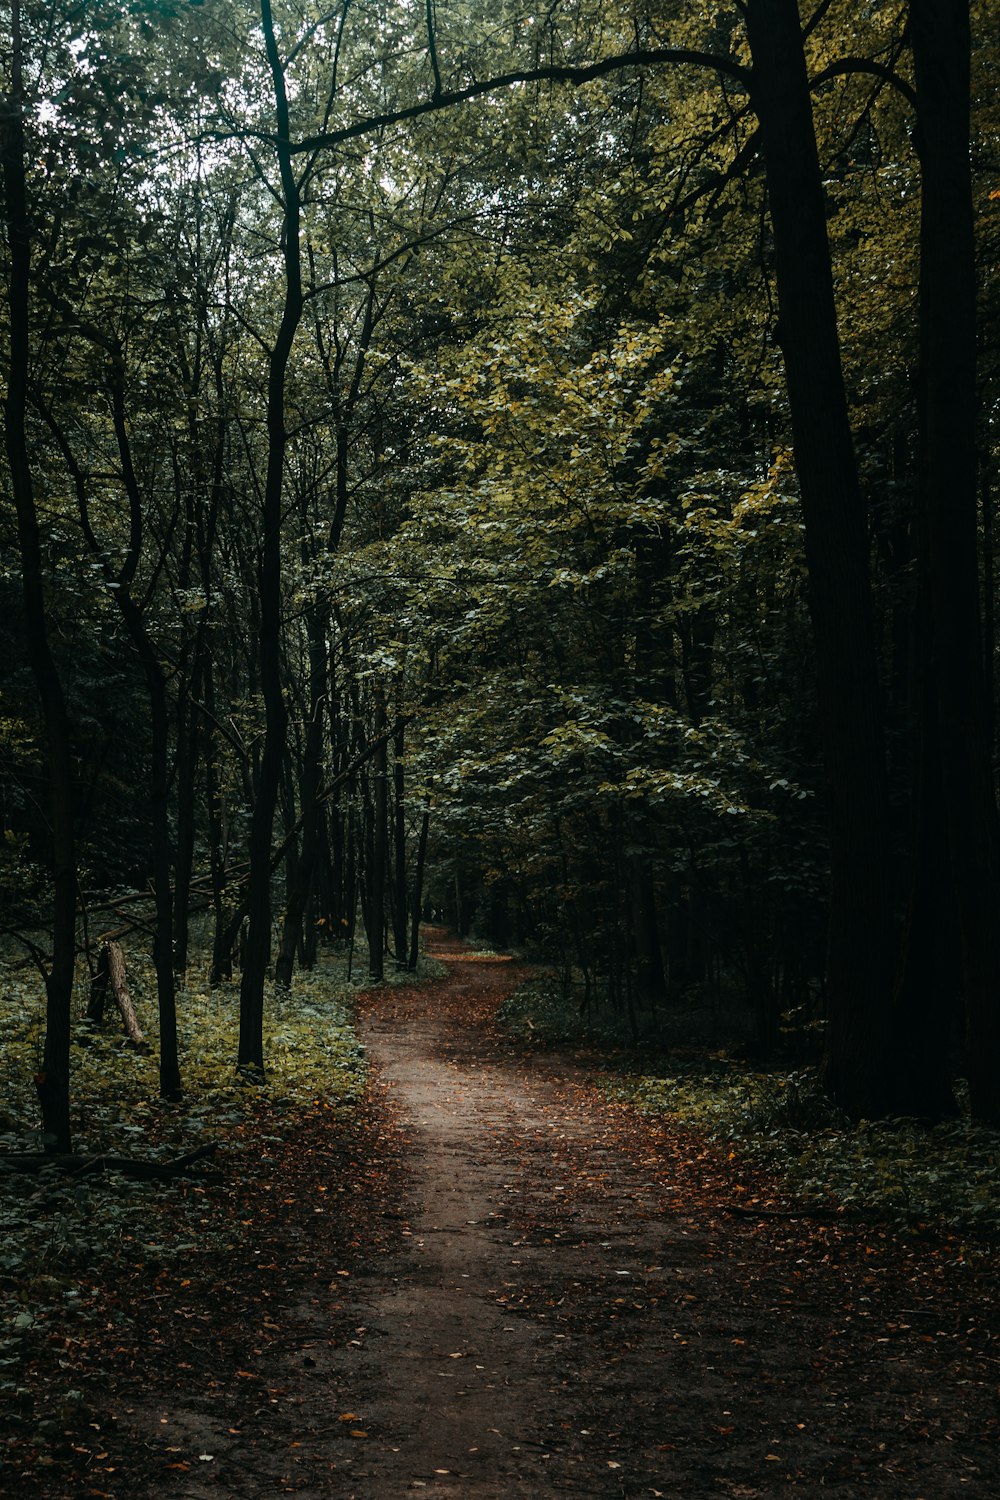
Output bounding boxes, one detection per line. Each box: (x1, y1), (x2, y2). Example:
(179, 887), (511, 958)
(294, 933), (995, 1498)
(331, 936), (673, 1498)
(109, 932), (996, 1499)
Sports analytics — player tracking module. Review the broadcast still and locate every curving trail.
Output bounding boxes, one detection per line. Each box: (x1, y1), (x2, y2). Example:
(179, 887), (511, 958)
(131, 930), (997, 1500)
(299, 932), (997, 1499)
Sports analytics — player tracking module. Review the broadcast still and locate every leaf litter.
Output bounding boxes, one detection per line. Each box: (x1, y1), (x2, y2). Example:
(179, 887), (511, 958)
(0, 930), (996, 1497)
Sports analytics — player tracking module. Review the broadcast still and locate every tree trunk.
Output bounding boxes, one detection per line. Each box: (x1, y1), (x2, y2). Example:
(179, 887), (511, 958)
(204, 661), (235, 985)
(96, 940), (147, 1051)
(408, 808), (431, 970)
(368, 686), (388, 981)
(275, 608), (326, 988)
(392, 709), (408, 970)
(892, 640), (961, 1117)
(628, 834), (666, 1008)
(744, 0), (895, 1117)
(106, 369), (181, 1099)
(2, 2), (75, 1152)
(909, 0), (1000, 1123)
(172, 660), (201, 975)
(238, 0), (301, 1072)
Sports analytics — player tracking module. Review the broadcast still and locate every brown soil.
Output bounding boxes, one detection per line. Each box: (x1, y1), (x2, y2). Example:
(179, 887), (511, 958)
(22, 930), (998, 1498)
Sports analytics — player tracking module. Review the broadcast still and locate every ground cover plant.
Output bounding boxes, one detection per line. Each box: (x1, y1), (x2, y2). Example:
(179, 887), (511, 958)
(0, 938), (433, 1478)
(498, 975), (1000, 1239)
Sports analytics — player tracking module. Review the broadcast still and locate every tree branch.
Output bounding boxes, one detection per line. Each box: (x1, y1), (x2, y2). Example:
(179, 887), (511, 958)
(202, 47), (749, 159)
(810, 57), (917, 111)
(426, 0), (443, 102)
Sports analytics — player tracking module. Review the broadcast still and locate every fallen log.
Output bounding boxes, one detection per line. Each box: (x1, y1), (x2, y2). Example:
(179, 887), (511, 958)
(722, 1203), (854, 1221)
(86, 939), (147, 1051)
(0, 1143), (219, 1181)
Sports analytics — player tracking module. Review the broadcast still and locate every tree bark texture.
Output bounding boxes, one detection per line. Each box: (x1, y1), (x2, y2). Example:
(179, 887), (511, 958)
(744, 0), (895, 1118)
(89, 941), (147, 1051)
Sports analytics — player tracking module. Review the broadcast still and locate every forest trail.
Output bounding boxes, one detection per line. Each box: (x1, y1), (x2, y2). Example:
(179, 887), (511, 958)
(337, 931), (684, 1498)
(109, 931), (995, 1500)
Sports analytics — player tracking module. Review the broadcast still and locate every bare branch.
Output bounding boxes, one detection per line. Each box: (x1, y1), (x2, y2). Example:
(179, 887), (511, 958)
(801, 0), (837, 42)
(810, 57), (917, 111)
(203, 47), (749, 159)
(426, 0), (443, 102)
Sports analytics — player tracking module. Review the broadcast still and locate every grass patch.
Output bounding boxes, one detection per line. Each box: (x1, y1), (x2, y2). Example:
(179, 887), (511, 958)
(1, 949), (368, 1158)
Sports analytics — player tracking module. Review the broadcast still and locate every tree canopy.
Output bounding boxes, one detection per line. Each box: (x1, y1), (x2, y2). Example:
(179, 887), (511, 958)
(3, 0), (1000, 1146)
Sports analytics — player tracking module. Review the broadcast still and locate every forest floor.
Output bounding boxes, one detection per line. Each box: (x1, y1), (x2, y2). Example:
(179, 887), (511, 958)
(7, 930), (999, 1498)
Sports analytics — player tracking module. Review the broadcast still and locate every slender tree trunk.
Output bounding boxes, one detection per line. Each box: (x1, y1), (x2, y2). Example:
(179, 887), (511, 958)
(392, 709), (408, 969)
(909, 0), (1000, 1123)
(238, 0), (301, 1070)
(275, 609), (326, 987)
(628, 832), (666, 1007)
(408, 808), (430, 970)
(744, 0), (894, 1117)
(203, 660), (236, 985)
(172, 662), (200, 974)
(368, 685), (387, 981)
(1, 7), (76, 1150)
(115, 589), (181, 1096)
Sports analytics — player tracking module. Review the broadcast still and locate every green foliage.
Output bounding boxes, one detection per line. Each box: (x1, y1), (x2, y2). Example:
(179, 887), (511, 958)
(497, 979), (638, 1048)
(498, 979), (1000, 1234)
(1, 952), (365, 1156)
(607, 1067), (1000, 1235)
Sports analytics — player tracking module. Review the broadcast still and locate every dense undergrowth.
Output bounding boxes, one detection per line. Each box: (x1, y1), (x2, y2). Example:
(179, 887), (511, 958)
(498, 978), (1000, 1238)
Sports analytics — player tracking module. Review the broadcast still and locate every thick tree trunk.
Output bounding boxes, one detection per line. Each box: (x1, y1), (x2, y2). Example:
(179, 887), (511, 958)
(909, 0), (1000, 1123)
(2, 5), (75, 1152)
(744, 0), (895, 1117)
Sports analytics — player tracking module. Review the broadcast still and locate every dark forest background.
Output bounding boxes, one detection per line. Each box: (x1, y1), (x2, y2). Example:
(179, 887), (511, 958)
(3, 0), (999, 1149)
